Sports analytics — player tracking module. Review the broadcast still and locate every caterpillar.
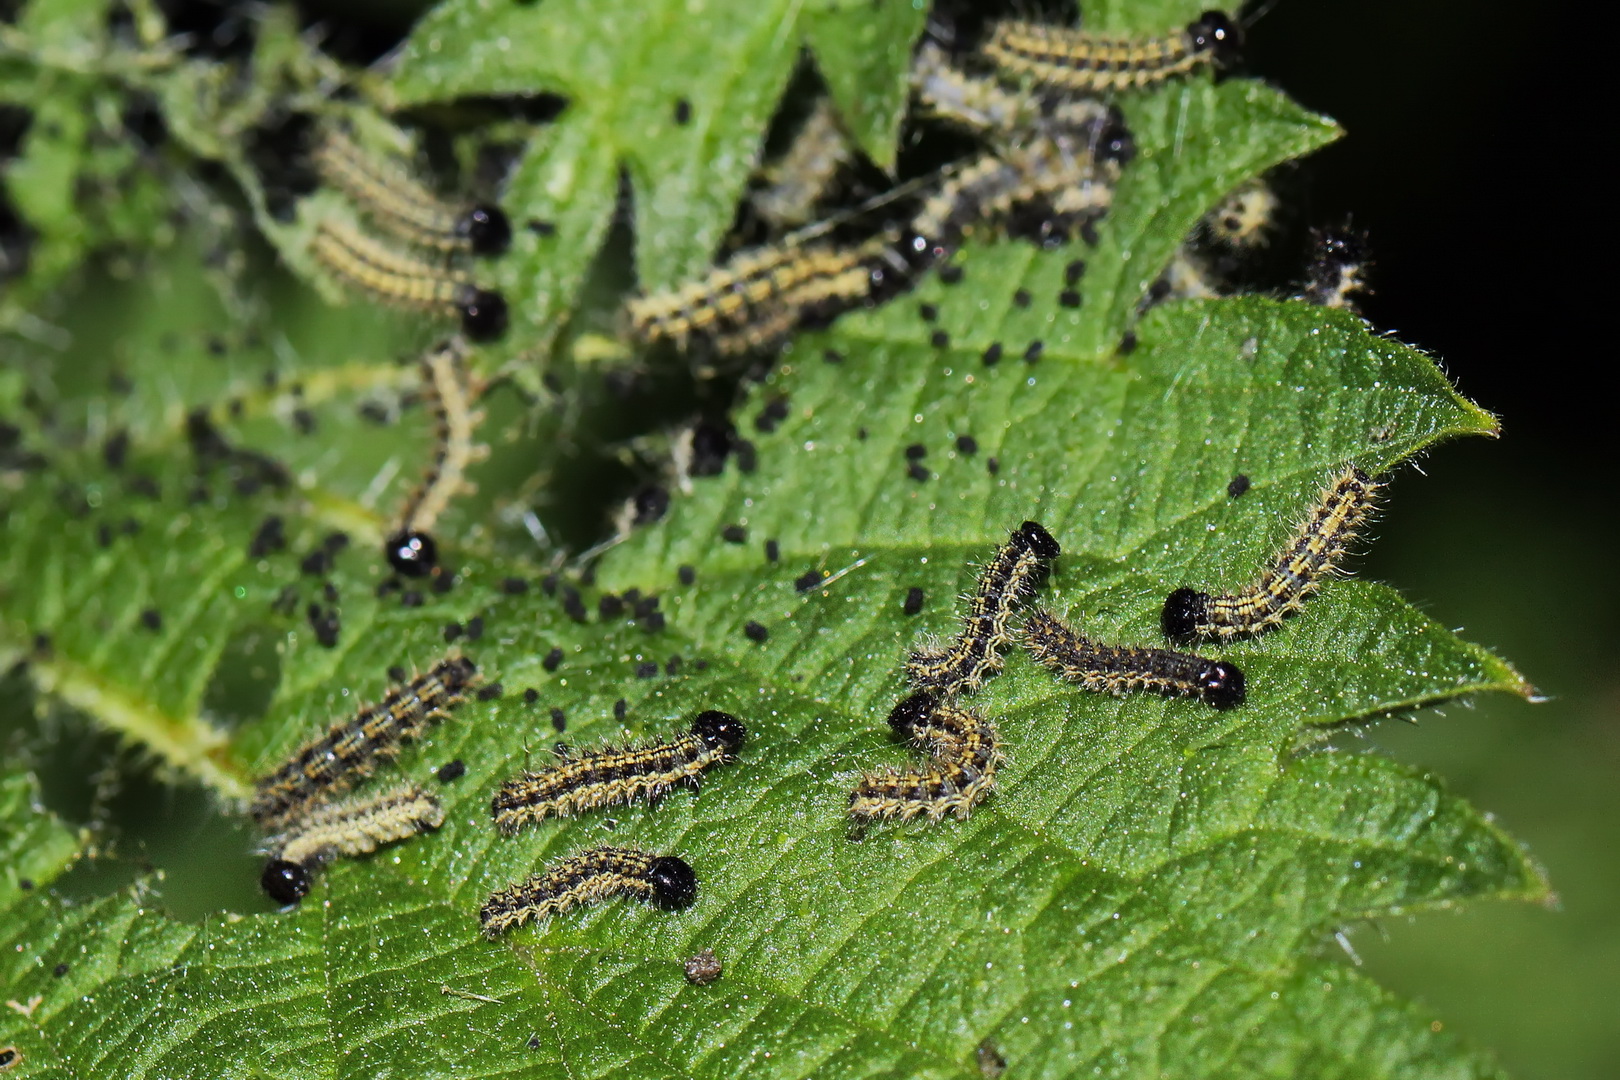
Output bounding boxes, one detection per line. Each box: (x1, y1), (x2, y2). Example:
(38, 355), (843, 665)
(479, 846), (698, 937)
(905, 520), (1060, 695)
(911, 40), (1119, 144)
(625, 231), (902, 354)
(849, 695), (1003, 823)
(1162, 465), (1383, 641)
(312, 127), (511, 257)
(249, 655), (478, 827)
(1298, 225), (1372, 312)
(309, 219), (508, 342)
(908, 111), (1132, 255)
(751, 99), (854, 233)
(982, 11), (1243, 95)
(490, 710), (747, 835)
(1203, 180), (1279, 249)
(259, 784), (445, 904)
(0, 1048), (18, 1071)
(1022, 608), (1245, 709)
(883, 690), (1001, 764)
(1144, 245), (1223, 307)
(912, 40), (1047, 138)
(384, 339), (488, 578)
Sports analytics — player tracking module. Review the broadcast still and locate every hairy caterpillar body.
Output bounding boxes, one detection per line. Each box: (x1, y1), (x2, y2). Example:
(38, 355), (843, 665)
(309, 219), (507, 341)
(491, 710), (746, 834)
(849, 695), (1004, 823)
(259, 784), (444, 904)
(905, 520), (1060, 695)
(384, 339), (488, 577)
(313, 127), (511, 256)
(249, 655), (477, 826)
(479, 846), (698, 937)
(1022, 608), (1245, 709)
(907, 111), (1132, 257)
(625, 232), (901, 354)
(1162, 466), (1382, 641)
(982, 11), (1242, 95)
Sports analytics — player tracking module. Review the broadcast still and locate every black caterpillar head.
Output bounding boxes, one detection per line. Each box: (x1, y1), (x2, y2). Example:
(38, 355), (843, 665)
(692, 710), (748, 755)
(261, 859), (312, 905)
(1196, 660), (1246, 710)
(647, 856), (699, 910)
(1161, 587), (1210, 640)
(1189, 11), (1243, 67)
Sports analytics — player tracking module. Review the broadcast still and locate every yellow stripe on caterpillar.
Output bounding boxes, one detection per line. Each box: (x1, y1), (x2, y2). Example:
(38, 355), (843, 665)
(983, 11), (1242, 95)
(249, 655), (477, 827)
(1162, 465), (1382, 641)
(313, 127), (511, 256)
(258, 784), (444, 905)
(905, 521), (1060, 696)
(385, 338), (489, 578)
(308, 218), (508, 341)
(265, 783), (444, 867)
(491, 710), (746, 835)
(1022, 608), (1245, 709)
(849, 695), (1003, 823)
(626, 232), (894, 353)
(479, 846), (698, 937)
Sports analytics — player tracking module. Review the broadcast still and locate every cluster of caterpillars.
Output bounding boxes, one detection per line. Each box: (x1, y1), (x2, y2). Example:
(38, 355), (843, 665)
(304, 123), (511, 343)
(241, 462), (1379, 947)
(250, 654), (478, 904)
(851, 518), (1243, 826)
(480, 709), (748, 939)
(338, 7), (1364, 583)
(290, 120), (511, 580)
(852, 467), (1382, 825)
(622, 7), (1242, 355)
(227, 13), (1394, 973)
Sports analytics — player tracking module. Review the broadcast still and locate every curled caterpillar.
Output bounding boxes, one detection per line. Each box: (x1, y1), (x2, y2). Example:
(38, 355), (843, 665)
(249, 655), (477, 827)
(479, 846), (698, 937)
(384, 339), (488, 578)
(982, 11), (1243, 95)
(849, 694), (1003, 823)
(259, 784), (444, 905)
(1162, 465), (1382, 641)
(313, 127), (511, 256)
(905, 520), (1060, 695)
(309, 218), (508, 342)
(491, 710), (746, 834)
(751, 100), (854, 233)
(1298, 225), (1372, 313)
(1022, 608), (1245, 709)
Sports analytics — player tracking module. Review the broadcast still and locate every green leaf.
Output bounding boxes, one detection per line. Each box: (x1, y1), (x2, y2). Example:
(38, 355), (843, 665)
(0, 772), (80, 903)
(0, 2), (1549, 1077)
(388, 0), (926, 358)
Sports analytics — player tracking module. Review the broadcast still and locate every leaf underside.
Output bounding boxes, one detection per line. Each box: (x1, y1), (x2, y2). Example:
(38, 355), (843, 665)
(0, 1), (1542, 1078)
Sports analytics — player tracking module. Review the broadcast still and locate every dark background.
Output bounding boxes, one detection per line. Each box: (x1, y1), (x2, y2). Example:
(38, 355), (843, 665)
(1248, 4), (1619, 1077)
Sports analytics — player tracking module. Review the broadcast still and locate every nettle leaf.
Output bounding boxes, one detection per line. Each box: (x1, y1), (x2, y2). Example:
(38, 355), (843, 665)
(0, 2), (1547, 1078)
(388, 0), (927, 360)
